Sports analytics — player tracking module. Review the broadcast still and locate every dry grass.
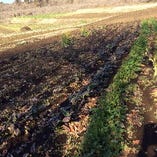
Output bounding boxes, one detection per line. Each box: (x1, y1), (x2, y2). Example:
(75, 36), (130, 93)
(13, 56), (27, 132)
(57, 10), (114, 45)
(1, 1), (157, 53)
(0, 0), (155, 19)
(75, 2), (157, 14)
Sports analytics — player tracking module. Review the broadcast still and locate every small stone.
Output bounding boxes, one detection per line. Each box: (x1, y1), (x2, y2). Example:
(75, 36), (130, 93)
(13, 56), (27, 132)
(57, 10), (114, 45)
(14, 128), (21, 136)
(20, 26), (32, 32)
(23, 153), (29, 157)
(8, 124), (21, 137)
(8, 124), (15, 134)
(133, 140), (140, 145)
(62, 116), (71, 123)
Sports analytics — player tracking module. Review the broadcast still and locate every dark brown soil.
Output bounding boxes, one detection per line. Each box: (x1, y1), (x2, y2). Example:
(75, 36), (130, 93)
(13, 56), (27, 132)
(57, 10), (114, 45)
(0, 22), (139, 157)
(138, 123), (157, 157)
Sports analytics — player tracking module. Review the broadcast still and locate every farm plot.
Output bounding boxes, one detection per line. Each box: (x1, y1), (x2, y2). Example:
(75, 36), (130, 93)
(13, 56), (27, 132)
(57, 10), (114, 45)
(0, 22), (139, 157)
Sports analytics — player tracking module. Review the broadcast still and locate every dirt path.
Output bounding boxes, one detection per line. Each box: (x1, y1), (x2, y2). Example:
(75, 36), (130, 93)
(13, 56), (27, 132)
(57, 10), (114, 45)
(136, 65), (157, 157)
(137, 39), (157, 157)
(121, 36), (157, 157)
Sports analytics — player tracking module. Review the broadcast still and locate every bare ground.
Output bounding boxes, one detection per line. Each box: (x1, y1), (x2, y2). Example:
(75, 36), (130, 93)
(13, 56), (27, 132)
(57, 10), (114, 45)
(121, 36), (157, 157)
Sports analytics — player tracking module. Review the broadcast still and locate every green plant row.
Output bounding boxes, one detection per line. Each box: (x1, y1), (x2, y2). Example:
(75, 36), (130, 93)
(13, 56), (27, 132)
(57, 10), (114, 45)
(81, 19), (157, 157)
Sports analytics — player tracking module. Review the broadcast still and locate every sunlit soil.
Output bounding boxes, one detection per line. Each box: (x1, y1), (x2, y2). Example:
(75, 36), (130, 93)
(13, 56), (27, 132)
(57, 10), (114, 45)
(1, 2), (157, 53)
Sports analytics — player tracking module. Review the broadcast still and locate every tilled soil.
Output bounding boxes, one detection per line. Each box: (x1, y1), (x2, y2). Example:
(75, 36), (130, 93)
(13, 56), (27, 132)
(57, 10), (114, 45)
(0, 22), (139, 156)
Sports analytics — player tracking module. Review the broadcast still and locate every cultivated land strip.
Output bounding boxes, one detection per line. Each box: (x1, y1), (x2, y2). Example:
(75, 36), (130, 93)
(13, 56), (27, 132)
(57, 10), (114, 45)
(0, 22), (139, 156)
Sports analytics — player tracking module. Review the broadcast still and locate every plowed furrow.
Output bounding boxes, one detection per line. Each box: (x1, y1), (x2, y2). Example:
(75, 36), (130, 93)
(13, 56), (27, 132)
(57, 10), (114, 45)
(0, 22), (139, 156)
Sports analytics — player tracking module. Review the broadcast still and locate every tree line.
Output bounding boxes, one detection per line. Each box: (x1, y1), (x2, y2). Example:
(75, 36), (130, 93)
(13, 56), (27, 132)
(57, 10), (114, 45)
(14, 0), (74, 5)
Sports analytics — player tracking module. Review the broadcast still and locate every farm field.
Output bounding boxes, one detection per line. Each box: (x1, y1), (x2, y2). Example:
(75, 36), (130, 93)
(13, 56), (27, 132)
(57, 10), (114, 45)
(1, 2), (157, 53)
(0, 2), (157, 157)
(0, 22), (140, 156)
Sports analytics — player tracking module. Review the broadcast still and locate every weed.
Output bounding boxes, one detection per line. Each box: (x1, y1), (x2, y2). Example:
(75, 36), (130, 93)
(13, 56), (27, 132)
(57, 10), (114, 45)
(148, 18), (157, 32)
(79, 20), (87, 25)
(61, 33), (73, 48)
(80, 27), (91, 37)
(98, 26), (106, 30)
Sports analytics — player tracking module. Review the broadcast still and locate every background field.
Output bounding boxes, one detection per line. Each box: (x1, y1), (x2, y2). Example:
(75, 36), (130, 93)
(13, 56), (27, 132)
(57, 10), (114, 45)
(1, 2), (157, 54)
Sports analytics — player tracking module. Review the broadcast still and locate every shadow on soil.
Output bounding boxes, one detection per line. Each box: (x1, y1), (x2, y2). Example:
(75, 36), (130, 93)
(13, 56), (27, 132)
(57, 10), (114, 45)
(0, 22), (140, 157)
(138, 123), (157, 157)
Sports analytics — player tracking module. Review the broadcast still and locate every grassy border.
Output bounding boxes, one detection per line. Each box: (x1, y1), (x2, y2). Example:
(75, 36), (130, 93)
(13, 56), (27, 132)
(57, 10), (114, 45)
(81, 19), (157, 157)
